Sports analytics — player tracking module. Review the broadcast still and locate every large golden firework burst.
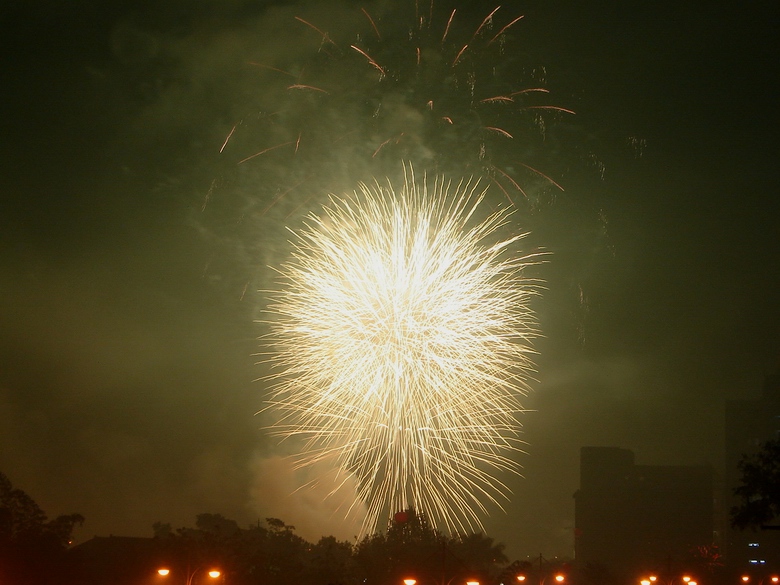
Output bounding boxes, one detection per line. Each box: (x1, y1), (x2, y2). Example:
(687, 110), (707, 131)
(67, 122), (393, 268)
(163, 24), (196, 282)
(264, 165), (544, 535)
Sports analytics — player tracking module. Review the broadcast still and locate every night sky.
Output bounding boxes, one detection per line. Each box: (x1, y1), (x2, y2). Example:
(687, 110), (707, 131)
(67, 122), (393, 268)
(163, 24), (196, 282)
(1, 0), (778, 560)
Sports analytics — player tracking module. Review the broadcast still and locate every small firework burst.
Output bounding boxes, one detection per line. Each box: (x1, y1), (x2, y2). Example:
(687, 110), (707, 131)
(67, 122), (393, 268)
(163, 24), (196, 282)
(220, 1), (573, 219)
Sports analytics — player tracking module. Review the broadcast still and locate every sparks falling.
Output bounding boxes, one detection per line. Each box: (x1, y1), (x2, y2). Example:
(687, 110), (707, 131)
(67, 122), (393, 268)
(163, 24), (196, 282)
(264, 166), (544, 535)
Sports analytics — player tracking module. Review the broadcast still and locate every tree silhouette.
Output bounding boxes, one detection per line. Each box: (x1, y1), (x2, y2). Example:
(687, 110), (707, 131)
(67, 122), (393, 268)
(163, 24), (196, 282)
(306, 535), (358, 585)
(355, 508), (447, 585)
(0, 471), (84, 584)
(353, 508), (511, 585)
(731, 438), (780, 530)
(448, 532), (508, 584)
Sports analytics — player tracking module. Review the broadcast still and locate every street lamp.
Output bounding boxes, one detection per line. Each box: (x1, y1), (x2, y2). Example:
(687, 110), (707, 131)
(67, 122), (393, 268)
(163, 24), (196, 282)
(403, 579), (417, 585)
(742, 576), (779, 585)
(517, 569), (565, 585)
(641, 574), (694, 585)
(157, 567), (222, 585)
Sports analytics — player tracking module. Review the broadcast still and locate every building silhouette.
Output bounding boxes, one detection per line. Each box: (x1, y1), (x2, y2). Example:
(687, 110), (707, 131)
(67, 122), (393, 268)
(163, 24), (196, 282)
(574, 446), (714, 580)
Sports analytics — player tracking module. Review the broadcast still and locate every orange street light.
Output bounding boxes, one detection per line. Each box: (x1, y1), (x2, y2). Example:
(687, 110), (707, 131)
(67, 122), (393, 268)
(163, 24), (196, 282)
(158, 567), (222, 584)
(404, 579), (417, 585)
(466, 580), (480, 585)
(554, 575), (565, 583)
(517, 577), (527, 583)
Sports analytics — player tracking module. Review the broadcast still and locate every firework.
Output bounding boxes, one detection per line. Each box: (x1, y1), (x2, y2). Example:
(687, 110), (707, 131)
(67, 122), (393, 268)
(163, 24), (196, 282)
(216, 2), (573, 227)
(263, 165), (544, 535)
(200, 1), (576, 306)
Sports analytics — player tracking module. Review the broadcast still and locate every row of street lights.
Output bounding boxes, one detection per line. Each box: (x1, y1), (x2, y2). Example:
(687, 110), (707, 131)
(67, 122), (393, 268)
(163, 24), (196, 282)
(154, 567), (780, 585)
(639, 573), (780, 585)
(403, 572), (565, 585)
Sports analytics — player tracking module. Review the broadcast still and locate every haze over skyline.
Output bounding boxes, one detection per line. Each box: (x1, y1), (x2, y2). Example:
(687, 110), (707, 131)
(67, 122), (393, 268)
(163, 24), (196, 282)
(1, 0), (778, 560)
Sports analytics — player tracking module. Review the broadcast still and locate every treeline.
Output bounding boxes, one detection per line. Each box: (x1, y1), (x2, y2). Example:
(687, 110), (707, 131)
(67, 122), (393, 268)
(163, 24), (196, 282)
(0, 470), (533, 585)
(144, 510), (515, 585)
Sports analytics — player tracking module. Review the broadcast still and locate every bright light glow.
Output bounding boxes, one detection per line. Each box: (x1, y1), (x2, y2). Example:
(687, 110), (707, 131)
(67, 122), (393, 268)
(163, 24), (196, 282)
(555, 575), (565, 583)
(682, 577), (691, 583)
(517, 577), (527, 582)
(467, 581), (480, 585)
(158, 568), (170, 576)
(404, 579), (417, 585)
(265, 167), (542, 535)
(208, 570), (221, 578)
(742, 577), (750, 583)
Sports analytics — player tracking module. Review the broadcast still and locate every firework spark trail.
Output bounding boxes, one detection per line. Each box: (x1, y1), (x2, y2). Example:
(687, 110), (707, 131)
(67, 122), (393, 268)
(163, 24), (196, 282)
(263, 165), (544, 535)
(222, 3), (574, 221)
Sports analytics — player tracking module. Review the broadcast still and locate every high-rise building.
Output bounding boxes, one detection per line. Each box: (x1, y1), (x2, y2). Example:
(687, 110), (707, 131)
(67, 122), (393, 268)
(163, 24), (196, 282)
(574, 446), (714, 580)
